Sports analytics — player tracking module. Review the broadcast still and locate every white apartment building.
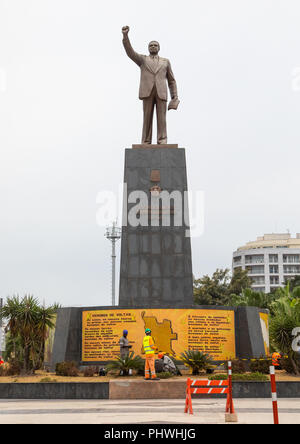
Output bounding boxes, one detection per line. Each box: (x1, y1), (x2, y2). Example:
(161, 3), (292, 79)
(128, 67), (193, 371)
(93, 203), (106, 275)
(232, 233), (300, 293)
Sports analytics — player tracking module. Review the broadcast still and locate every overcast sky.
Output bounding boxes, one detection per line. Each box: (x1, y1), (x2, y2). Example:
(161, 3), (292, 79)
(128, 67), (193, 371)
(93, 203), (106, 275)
(1, 0), (300, 307)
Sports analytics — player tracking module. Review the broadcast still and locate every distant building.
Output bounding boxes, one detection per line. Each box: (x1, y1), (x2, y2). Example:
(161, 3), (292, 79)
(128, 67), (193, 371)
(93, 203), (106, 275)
(232, 233), (300, 293)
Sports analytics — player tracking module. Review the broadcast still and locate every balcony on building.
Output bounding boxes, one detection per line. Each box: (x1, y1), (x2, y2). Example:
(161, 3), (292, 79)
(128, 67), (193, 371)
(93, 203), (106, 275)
(283, 265), (300, 275)
(245, 254), (264, 265)
(269, 254), (278, 263)
(246, 265), (265, 275)
(233, 255), (242, 267)
(283, 254), (300, 264)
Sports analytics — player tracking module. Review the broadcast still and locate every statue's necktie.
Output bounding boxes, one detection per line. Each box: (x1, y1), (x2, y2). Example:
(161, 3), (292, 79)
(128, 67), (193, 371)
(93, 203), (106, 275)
(150, 56), (159, 71)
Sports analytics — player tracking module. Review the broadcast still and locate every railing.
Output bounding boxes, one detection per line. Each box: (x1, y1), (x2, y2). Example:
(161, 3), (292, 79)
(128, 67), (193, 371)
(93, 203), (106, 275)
(245, 260), (264, 264)
(247, 271), (265, 275)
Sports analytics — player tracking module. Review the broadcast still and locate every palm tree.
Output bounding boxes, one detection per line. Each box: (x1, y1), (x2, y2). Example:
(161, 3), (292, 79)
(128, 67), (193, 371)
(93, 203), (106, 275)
(1, 296), (22, 358)
(269, 293), (300, 375)
(106, 352), (144, 376)
(180, 350), (213, 375)
(0, 295), (58, 374)
(287, 276), (300, 291)
(228, 288), (277, 311)
(273, 282), (300, 300)
(2, 332), (23, 363)
(15, 295), (39, 373)
(34, 304), (58, 369)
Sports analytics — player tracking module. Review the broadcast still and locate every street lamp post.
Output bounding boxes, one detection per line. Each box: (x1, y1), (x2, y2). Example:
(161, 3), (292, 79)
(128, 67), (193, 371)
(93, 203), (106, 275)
(105, 222), (122, 306)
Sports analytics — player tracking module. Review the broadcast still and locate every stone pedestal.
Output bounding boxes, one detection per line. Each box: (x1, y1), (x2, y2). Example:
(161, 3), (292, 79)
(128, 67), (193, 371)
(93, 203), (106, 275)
(109, 378), (186, 399)
(48, 305), (269, 369)
(132, 144), (178, 149)
(118, 146), (193, 308)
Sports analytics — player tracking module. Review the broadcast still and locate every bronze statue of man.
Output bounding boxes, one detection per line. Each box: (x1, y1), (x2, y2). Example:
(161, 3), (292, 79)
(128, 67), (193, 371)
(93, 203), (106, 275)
(122, 26), (179, 145)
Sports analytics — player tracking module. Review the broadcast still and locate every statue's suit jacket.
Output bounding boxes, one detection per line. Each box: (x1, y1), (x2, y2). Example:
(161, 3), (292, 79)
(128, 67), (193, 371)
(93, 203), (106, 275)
(123, 36), (178, 102)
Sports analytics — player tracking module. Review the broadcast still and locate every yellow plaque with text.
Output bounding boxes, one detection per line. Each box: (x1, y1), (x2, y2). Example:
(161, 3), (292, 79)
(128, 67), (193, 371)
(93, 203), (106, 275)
(82, 309), (236, 362)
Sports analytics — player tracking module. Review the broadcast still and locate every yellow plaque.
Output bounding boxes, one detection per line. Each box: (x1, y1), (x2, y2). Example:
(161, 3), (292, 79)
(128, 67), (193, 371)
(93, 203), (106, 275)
(82, 309), (236, 362)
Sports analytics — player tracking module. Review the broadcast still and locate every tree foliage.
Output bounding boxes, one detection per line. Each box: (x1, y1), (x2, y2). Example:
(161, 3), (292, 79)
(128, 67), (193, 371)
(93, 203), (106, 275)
(287, 275), (300, 292)
(227, 288), (278, 311)
(269, 286), (300, 375)
(194, 267), (300, 376)
(0, 295), (59, 374)
(193, 268), (251, 306)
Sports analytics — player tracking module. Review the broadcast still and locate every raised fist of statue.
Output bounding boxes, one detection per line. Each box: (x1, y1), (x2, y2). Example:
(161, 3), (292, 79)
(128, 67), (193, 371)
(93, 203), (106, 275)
(122, 26), (130, 35)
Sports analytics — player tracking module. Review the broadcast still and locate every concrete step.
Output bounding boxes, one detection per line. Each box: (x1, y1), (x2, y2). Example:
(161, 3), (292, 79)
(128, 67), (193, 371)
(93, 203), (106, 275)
(109, 379), (186, 399)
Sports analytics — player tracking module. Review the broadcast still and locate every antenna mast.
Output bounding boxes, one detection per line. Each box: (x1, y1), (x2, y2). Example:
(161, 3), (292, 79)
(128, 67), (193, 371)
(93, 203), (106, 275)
(105, 222), (121, 306)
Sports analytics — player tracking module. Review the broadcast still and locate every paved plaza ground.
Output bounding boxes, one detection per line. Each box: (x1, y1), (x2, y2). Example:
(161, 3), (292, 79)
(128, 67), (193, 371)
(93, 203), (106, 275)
(0, 398), (299, 424)
(0, 369), (298, 383)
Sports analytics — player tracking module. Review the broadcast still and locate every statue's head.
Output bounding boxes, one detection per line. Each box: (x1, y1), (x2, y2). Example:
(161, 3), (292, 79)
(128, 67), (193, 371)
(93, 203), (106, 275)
(148, 41), (160, 55)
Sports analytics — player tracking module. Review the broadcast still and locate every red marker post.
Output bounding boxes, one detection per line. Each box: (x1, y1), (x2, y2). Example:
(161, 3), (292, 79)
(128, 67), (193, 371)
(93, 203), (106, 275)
(225, 360), (238, 422)
(269, 365), (279, 424)
(226, 361), (234, 412)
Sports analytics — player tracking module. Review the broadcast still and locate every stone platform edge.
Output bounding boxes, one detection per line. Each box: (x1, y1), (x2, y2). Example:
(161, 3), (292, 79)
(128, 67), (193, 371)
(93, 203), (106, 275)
(109, 379), (300, 400)
(1, 380), (300, 399)
(109, 378), (186, 399)
(132, 144), (178, 149)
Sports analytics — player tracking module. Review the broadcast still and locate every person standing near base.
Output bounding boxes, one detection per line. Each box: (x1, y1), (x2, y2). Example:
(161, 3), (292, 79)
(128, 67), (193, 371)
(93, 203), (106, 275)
(143, 328), (160, 380)
(119, 330), (132, 359)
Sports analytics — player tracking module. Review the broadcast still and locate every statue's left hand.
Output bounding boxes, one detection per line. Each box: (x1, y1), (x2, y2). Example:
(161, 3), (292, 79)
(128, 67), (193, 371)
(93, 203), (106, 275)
(168, 98), (180, 110)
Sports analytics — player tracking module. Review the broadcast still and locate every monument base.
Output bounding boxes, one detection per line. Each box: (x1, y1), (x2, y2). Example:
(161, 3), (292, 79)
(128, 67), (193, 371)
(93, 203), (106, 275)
(109, 378), (186, 399)
(47, 305), (269, 371)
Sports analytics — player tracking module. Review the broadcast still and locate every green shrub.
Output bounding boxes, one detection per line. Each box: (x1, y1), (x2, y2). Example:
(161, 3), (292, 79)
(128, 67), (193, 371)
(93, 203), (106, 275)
(55, 361), (79, 377)
(5, 359), (22, 376)
(233, 359), (247, 373)
(208, 373), (229, 380)
(83, 366), (97, 377)
(249, 358), (272, 374)
(40, 377), (57, 383)
(222, 359), (247, 374)
(208, 372), (268, 382)
(232, 372), (268, 381)
(156, 372), (174, 379)
(106, 352), (144, 376)
(180, 350), (213, 375)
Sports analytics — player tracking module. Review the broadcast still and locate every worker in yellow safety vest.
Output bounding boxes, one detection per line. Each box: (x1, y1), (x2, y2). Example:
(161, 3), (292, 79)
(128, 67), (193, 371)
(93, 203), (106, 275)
(143, 328), (160, 381)
(272, 352), (282, 369)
